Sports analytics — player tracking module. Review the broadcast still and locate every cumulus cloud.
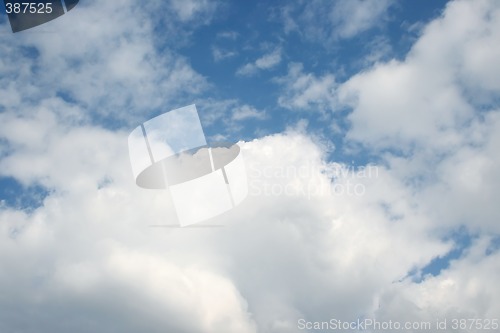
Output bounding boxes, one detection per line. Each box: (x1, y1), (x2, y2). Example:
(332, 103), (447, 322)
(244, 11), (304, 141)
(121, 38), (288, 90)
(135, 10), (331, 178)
(272, 0), (500, 326)
(333, 0), (500, 237)
(0, 112), (452, 331)
(333, 0), (500, 321)
(1, 0), (499, 332)
(338, 0), (500, 151)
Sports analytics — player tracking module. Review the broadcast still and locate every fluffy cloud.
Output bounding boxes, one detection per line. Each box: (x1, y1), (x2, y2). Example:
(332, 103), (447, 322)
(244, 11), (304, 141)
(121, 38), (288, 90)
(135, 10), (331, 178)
(334, 0), (500, 324)
(339, 0), (500, 151)
(375, 236), (500, 329)
(1, 0), (499, 332)
(0, 112), (452, 331)
(271, 0), (500, 327)
(0, 0), (210, 125)
(336, 0), (500, 235)
(1, 103), (498, 332)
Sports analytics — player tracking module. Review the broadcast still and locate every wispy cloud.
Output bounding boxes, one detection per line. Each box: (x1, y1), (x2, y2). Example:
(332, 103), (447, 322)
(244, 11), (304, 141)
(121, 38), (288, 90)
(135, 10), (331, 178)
(276, 63), (337, 112)
(169, 0), (218, 22)
(236, 48), (282, 76)
(281, 0), (394, 43)
(216, 31), (239, 40)
(231, 105), (267, 121)
(212, 46), (238, 62)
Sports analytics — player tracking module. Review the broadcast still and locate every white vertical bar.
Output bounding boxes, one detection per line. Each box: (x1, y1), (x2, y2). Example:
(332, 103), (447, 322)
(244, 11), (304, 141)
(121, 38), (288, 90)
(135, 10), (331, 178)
(208, 147), (215, 172)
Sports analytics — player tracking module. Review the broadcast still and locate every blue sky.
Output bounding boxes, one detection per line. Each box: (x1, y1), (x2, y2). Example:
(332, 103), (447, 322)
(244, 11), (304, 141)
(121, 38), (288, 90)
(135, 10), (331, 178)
(189, 1), (450, 139)
(185, 0), (451, 163)
(0, 1), (499, 332)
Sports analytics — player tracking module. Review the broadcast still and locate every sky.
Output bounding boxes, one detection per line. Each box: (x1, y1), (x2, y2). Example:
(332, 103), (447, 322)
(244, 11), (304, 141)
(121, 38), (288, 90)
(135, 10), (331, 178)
(0, 0), (499, 332)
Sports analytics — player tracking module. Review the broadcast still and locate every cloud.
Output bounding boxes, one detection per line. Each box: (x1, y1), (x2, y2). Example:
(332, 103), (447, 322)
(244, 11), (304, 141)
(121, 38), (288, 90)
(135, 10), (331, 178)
(375, 236), (500, 325)
(231, 105), (267, 121)
(0, 114), (452, 331)
(281, 0), (394, 42)
(0, 0), (211, 126)
(236, 48), (282, 77)
(212, 30), (239, 62)
(329, 0), (394, 39)
(192, 98), (267, 142)
(331, 0), (500, 320)
(338, 0), (500, 152)
(168, 0), (218, 23)
(0, 0), (499, 331)
(1, 91), (498, 332)
(277, 63), (337, 112)
(331, 0), (500, 237)
(212, 46), (238, 62)
(272, 0), (500, 325)
(195, 98), (265, 126)
(216, 31), (239, 40)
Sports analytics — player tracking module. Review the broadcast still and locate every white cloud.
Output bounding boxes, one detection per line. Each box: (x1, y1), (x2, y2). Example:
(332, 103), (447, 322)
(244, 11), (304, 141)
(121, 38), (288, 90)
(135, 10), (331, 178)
(0, 98), (498, 332)
(338, 0), (500, 151)
(236, 48), (282, 76)
(1, 0), (499, 331)
(196, 98), (266, 126)
(375, 236), (500, 327)
(231, 105), (267, 121)
(0, 116), (453, 331)
(277, 63), (337, 112)
(330, 0), (394, 39)
(169, 0), (218, 23)
(254, 50), (282, 69)
(415, 110), (500, 233)
(0, 0), (210, 125)
(271, 0), (500, 326)
(330, 0), (500, 321)
(212, 46), (238, 62)
(216, 31), (239, 40)
(339, 58), (472, 151)
(329, 0), (500, 241)
(279, 5), (299, 35)
(333, 0), (500, 235)
(283, 0), (394, 42)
